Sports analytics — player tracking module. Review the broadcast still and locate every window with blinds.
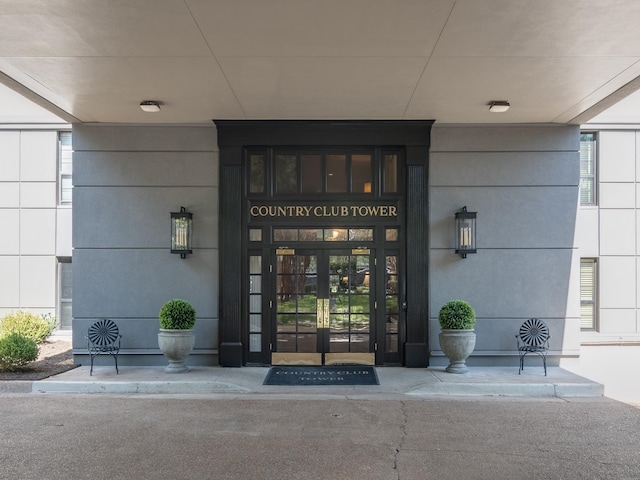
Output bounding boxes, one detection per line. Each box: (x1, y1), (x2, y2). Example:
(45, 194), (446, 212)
(580, 258), (597, 330)
(59, 131), (72, 204)
(58, 258), (72, 330)
(579, 132), (596, 206)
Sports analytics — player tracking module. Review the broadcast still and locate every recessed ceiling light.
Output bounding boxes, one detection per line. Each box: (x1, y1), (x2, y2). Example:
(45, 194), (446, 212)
(140, 101), (161, 113)
(488, 101), (510, 113)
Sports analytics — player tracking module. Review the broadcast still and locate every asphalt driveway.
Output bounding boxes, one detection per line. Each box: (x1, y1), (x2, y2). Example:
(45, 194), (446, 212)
(1, 394), (638, 479)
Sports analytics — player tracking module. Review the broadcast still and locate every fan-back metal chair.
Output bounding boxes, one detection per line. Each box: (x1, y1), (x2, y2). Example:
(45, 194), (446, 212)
(86, 319), (122, 375)
(516, 318), (550, 376)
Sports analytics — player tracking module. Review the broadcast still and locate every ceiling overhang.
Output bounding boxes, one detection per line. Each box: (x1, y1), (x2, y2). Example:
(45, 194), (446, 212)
(2, 0), (640, 125)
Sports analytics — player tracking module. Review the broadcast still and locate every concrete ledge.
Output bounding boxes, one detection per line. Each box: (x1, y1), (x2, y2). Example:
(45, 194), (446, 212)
(407, 382), (604, 397)
(0, 381), (33, 393)
(22, 365), (604, 399)
(32, 380), (250, 395)
(554, 382), (605, 397)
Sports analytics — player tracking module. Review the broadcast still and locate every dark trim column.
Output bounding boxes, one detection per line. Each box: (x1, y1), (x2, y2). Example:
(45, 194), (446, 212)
(218, 139), (244, 366)
(405, 146), (430, 367)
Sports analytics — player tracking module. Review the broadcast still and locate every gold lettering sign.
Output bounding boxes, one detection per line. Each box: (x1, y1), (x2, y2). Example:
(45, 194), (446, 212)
(250, 204), (398, 218)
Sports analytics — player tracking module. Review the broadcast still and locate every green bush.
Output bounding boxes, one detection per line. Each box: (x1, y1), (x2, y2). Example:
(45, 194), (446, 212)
(0, 333), (40, 372)
(438, 300), (476, 330)
(159, 299), (196, 329)
(0, 311), (55, 344)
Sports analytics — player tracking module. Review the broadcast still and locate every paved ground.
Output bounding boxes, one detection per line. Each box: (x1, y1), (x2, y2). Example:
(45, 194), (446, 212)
(1, 393), (638, 479)
(2, 340), (639, 479)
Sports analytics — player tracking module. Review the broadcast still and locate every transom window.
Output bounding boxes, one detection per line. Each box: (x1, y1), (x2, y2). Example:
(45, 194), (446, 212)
(248, 150), (399, 196)
(273, 228), (374, 242)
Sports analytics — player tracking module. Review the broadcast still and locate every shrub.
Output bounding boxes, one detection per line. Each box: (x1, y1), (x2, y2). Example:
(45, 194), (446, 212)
(438, 300), (476, 330)
(159, 299), (196, 329)
(41, 313), (58, 332)
(0, 311), (55, 344)
(0, 333), (40, 372)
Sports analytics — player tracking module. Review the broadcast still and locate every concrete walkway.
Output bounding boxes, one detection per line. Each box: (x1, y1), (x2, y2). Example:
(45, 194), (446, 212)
(11, 364), (603, 399)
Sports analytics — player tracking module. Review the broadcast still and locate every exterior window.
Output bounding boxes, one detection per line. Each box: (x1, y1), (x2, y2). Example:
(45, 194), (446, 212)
(385, 228), (399, 241)
(254, 150), (392, 196)
(249, 228), (262, 242)
(580, 258), (597, 330)
(273, 228), (373, 242)
(59, 131), (73, 204)
(248, 255), (263, 352)
(351, 154), (372, 194)
(301, 154), (322, 193)
(326, 154), (347, 193)
(383, 154), (398, 193)
(579, 132), (596, 206)
(276, 154), (298, 193)
(58, 258), (72, 330)
(385, 255), (399, 353)
(249, 154), (265, 194)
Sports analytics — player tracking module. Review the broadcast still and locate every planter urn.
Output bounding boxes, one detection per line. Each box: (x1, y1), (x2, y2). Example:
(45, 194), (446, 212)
(158, 329), (195, 373)
(438, 329), (476, 374)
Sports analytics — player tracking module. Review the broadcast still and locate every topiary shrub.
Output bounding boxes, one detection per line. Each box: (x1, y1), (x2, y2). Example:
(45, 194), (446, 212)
(438, 300), (476, 330)
(0, 311), (55, 344)
(159, 299), (196, 330)
(0, 333), (40, 372)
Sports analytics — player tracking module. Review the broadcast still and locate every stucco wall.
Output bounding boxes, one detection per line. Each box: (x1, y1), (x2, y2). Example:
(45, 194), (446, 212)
(71, 125), (219, 365)
(429, 124), (581, 366)
(71, 122), (582, 368)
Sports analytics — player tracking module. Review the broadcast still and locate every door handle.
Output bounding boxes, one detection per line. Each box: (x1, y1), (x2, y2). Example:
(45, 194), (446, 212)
(316, 298), (330, 329)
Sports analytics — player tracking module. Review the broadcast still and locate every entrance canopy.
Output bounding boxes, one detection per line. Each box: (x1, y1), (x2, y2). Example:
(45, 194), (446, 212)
(1, 1), (640, 124)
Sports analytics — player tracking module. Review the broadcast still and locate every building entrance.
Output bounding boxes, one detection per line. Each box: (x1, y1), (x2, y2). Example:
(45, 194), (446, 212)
(216, 120), (433, 368)
(272, 248), (376, 366)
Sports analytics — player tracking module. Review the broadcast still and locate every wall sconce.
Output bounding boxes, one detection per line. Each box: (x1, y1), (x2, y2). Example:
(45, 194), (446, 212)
(171, 207), (193, 259)
(455, 206), (476, 258)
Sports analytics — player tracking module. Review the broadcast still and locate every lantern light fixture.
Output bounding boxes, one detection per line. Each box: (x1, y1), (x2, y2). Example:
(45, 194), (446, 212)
(171, 207), (193, 259)
(455, 206), (477, 258)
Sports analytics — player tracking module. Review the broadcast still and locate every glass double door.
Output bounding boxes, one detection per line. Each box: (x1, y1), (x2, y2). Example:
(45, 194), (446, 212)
(271, 249), (375, 366)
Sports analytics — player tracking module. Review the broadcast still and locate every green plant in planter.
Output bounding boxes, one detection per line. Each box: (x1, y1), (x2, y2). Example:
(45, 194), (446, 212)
(159, 299), (196, 330)
(438, 300), (476, 330)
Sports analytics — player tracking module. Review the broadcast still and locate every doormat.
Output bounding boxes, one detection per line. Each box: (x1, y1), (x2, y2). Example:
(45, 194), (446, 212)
(263, 366), (379, 386)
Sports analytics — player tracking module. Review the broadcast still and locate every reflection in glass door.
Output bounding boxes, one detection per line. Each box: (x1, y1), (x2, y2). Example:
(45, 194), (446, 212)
(273, 252), (320, 365)
(271, 250), (375, 365)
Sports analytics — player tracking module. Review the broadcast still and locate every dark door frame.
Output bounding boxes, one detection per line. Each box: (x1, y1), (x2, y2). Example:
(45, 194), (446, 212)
(215, 120), (433, 367)
(270, 248), (377, 365)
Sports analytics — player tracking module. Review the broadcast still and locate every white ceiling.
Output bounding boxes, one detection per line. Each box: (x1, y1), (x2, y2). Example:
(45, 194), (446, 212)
(2, 0), (640, 125)
(0, 82), (66, 124)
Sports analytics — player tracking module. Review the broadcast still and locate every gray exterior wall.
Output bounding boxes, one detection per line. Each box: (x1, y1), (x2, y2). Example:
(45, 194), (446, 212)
(71, 125), (219, 365)
(429, 125), (581, 366)
(0, 129), (71, 320)
(71, 122), (581, 368)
